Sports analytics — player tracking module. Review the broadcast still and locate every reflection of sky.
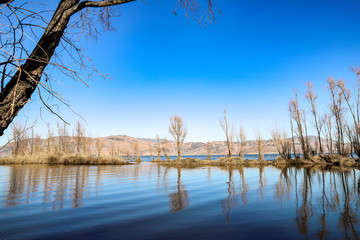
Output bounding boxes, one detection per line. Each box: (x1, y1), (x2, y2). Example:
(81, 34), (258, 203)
(0, 164), (359, 239)
(3, 0), (360, 145)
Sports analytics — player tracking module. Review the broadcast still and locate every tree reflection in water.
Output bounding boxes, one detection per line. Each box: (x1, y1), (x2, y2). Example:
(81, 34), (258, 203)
(258, 165), (267, 201)
(5, 165), (88, 210)
(239, 166), (249, 206)
(221, 168), (240, 222)
(168, 167), (189, 213)
(295, 167), (313, 236)
(216, 165), (360, 239)
(290, 166), (360, 240)
(275, 166), (293, 206)
(4, 164), (160, 211)
(221, 167), (249, 222)
(338, 170), (359, 239)
(2, 164), (360, 239)
(317, 170), (328, 240)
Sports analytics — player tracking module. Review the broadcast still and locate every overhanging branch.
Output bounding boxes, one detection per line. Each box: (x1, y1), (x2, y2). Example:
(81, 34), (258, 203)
(0, 0), (14, 5)
(74, 0), (135, 13)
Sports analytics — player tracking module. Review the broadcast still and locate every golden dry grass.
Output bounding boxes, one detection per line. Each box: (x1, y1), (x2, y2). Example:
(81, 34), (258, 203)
(160, 157), (271, 167)
(160, 155), (360, 167)
(0, 153), (131, 165)
(151, 158), (163, 163)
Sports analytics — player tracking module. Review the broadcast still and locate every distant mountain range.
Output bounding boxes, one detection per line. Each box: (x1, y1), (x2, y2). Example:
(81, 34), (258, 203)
(0, 134), (331, 156)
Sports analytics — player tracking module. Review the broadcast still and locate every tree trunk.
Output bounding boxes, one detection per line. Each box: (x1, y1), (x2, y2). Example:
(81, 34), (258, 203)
(0, 0), (80, 136)
(317, 133), (323, 154)
(177, 142), (181, 159)
(226, 140), (232, 157)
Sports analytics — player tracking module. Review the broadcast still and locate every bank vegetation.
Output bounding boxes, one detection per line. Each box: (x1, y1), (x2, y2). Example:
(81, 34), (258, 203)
(1, 121), (130, 165)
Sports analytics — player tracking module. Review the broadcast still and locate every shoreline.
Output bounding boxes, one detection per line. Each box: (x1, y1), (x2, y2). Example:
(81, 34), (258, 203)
(0, 154), (359, 168)
(159, 155), (360, 168)
(0, 154), (131, 165)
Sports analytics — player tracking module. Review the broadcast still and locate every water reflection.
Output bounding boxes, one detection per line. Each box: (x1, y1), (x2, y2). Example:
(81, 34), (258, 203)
(168, 168), (189, 213)
(3, 164), (163, 211)
(5, 166), (91, 210)
(291, 166), (360, 239)
(338, 170), (360, 239)
(258, 166), (267, 200)
(221, 168), (240, 222)
(295, 167), (313, 235)
(274, 166), (293, 204)
(216, 165), (360, 239)
(239, 166), (249, 206)
(1, 164), (360, 239)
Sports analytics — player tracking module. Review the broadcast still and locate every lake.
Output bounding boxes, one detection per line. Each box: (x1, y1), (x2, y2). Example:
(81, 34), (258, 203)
(0, 163), (359, 239)
(138, 153), (281, 161)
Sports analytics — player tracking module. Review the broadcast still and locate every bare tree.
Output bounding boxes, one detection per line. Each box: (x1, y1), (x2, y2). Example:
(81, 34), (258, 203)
(337, 74), (360, 157)
(236, 126), (247, 159)
(95, 139), (104, 157)
(29, 128), (35, 155)
(290, 116), (299, 158)
(205, 141), (212, 160)
(156, 135), (162, 161)
(229, 126), (235, 156)
(46, 123), (54, 153)
(10, 122), (27, 156)
(255, 129), (266, 161)
(110, 144), (115, 156)
(271, 126), (291, 159)
(219, 109), (233, 157)
(169, 115), (187, 159)
(57, 122), (69, 153)
(74, 121), (85, 153)
(305, 82), (324, 153)
(82, 136), (91, 155)
(327, 78), (346, 155)
(0, 1), (218, 136)
(323, 113), (333, 154)
(289, 91), (310, 159)
(162, 138), (170, 161)
(312, 139), (318, 156)
(124, 148), (130, 160)
(147, 142), (154, 161)
(344, 123), (355, 158)
(132, 141), (141, 162)
(116, 147), (121, 158)
(34, 132), (42, 154)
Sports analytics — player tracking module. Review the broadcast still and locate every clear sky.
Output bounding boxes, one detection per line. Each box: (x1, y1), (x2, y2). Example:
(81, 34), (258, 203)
(4, 0), (360, 144)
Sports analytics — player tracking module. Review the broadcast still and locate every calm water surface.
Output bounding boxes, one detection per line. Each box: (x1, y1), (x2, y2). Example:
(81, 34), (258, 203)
(140, 154), (280, 161)
(0, 163), (359, 239)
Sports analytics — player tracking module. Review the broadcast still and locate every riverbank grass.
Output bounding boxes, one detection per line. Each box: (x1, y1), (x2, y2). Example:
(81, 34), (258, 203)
(160, 156), (272, 167)
(0, 153), (131, 165)
(160, 155), (360, 167)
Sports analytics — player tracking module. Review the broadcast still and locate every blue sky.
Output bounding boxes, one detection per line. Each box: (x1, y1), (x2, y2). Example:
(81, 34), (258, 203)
(4, 0), (360, 144)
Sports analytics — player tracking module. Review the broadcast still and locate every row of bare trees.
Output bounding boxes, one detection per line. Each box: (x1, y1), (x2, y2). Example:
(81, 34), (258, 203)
(9, 121), (92, 156)
(9, 120), (155, 160)
(8, 119), (180, 161)
(168, 114), (251, 160)
(13, 71), (360, 162)
(219, 69), (360, 161)
(286, 69), (360, 159)
(8, 113), (248, 161)
(219, 109), (269, 160)
(161, 112), (266, 161)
